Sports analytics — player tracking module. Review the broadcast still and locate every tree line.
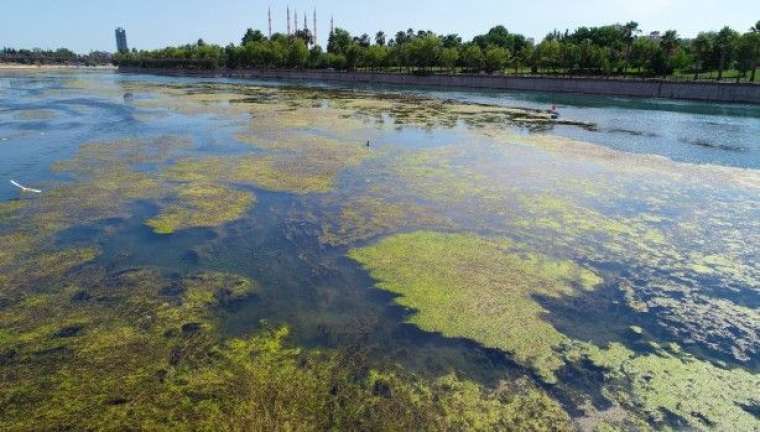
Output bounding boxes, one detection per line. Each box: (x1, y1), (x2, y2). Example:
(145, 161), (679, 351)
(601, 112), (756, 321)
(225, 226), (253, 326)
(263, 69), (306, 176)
(1, 48), (113, 66)
(114, 20), (760, 82)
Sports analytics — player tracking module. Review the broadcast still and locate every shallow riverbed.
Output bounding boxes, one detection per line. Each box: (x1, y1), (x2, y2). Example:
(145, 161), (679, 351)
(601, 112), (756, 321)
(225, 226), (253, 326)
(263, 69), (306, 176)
(0, 70), (758, 431)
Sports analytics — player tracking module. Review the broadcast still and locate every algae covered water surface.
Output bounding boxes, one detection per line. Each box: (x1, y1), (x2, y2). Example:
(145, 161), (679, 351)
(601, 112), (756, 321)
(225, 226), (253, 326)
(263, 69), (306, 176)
(0, 70), (758, 431)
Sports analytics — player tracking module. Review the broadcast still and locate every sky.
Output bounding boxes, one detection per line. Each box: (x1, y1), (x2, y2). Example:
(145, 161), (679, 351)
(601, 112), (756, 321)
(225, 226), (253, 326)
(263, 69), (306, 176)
(1, 0), (757, 53)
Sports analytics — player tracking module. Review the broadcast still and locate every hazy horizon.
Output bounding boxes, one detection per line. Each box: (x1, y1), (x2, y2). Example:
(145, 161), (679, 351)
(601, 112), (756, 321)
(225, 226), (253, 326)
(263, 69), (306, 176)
(1, 0), (757, 53)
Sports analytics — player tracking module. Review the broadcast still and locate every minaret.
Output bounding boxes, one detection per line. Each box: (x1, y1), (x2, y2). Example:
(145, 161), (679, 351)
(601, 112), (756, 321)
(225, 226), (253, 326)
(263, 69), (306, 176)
(330, 16), (334, 35)
(313, 9), (317, 46)
(294, 10), (298, 32)
(268, 7), (272, 38)
(287, 7), (291, 35)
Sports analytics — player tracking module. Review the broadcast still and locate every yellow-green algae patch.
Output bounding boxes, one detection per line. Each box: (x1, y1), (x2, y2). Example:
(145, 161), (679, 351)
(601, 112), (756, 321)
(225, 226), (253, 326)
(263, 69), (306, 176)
(0, 245), (98, 292)
(0, 200), (26, 222)
(16, 136), (193, 236)
(166, 145), (368, 194)
(319, 195), (455, 246)
(0, 261), (573, 431)
(13, 109), (57, 121)
(349, 231), (602, 382)
(29, 165), (162, 233)
(146, 183), (255, 234)
(385, 139), (759, 364)
(182, 271), (259, 307)
(52, 136), (192, 173)
(571, 342), (760, 431)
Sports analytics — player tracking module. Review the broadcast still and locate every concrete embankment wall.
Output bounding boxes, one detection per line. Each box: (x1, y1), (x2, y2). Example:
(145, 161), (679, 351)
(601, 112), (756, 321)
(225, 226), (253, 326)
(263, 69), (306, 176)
(119, 67), (760, 104)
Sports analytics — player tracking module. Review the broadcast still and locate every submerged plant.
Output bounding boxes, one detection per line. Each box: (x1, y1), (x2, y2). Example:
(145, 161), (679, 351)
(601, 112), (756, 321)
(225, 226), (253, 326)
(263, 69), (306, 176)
(0, 259), (574, 431)
(147, 182), (255, 234)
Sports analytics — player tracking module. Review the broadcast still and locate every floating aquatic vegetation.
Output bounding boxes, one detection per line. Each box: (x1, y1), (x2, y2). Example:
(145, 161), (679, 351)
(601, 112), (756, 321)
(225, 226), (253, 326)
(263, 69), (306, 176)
(573, 342), (760, 431)
(0, 245), (97, 292)
(385, 136), (759, 368)
(167, 145), (369, 195)
(12, 109), (57, 121)
(349, 231), (602, 382)
(630, 288), (759, 365)
(147, 183), (255, 234)
(128, 80), (593, 134)
(134, 90), (253, 117)
(0, 259), (573, 431)
(2, 135), (198, 239)
(385, 146), (505, 204)
(29, 166), (162, 233)
(52, 136), (192, 173)
(181, 271), (259, 308)
(3, 72), (760, 430)
(319, 195), (455, 246)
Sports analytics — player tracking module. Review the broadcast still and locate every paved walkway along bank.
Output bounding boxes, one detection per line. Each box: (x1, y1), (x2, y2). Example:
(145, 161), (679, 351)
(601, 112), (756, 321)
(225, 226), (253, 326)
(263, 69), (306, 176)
(118, 67), (760, 104)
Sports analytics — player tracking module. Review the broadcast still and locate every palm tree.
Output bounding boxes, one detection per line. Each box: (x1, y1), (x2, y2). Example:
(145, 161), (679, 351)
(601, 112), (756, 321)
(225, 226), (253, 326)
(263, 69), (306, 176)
(661, 30), (679, 55)
(715, 26), (739, 81)
(375, 31), (386, 46)
(691, 33), (714, 80)
(622, 21), (641, 74)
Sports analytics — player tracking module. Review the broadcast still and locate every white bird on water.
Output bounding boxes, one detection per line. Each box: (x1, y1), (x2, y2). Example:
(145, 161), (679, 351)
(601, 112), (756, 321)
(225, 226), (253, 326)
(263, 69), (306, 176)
(10, 180), (42, 194)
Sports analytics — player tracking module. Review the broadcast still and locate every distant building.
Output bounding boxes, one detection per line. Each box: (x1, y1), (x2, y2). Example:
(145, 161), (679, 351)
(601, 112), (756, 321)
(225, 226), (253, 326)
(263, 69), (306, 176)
(115, 27), (129, 53)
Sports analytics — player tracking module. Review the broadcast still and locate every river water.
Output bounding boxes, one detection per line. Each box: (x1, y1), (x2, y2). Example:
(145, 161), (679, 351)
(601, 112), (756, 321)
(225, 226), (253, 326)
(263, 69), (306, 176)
(0, 70), (758, 431)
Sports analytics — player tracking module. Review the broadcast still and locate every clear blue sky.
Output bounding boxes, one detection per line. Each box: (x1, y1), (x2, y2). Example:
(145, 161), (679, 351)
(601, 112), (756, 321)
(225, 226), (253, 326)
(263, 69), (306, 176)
(1, 0), (757, 53)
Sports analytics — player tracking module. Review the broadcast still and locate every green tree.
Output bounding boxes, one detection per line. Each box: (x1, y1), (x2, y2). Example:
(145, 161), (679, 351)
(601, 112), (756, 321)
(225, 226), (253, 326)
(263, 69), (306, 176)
(736, 31), (760, 81)
(631, 37), (658, 73)
(461, 44), (484, 72)
(439, 47), (459, 73)
(515, 43), (534, 73)
(308, 45), (327, 68)
(441, 34), (463, 49)
(225, 44), (244, 68)
(242, 29), (265, 45)
(473, 26), (527, 54)
(287, 39), (309, 68)
(691, 32), (715, 79)
(375, 31), (387, 46)
(327, 28), (352, 54)
(669, 46), (692, 73)
(534, 40), (560, 72)
(622, 21), (641, 72)
(407, 34), (442, 71)
(345, 44), (366, 70)
(660, 30), (679, 55)
(715, 26), (739, 80)
(355, 34), (371, 48)
(327, 52), (347, 70)
(484, 46), (509, 73)
(366, 45), (389, 70)
(294, 29), (314, 46)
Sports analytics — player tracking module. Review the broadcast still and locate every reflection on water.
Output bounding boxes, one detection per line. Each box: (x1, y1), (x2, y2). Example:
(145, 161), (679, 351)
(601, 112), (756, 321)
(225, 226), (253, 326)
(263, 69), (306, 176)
(0, 70), (758, 431)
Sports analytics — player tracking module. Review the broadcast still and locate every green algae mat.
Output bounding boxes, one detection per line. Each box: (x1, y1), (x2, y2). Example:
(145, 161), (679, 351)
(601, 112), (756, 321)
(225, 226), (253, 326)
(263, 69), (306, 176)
(0, 71), (758, 431)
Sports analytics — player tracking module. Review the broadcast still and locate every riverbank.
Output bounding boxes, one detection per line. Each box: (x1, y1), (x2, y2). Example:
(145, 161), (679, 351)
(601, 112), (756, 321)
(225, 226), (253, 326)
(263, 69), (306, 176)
(1, 63), (115, 70)
(118, 67), (760, 104)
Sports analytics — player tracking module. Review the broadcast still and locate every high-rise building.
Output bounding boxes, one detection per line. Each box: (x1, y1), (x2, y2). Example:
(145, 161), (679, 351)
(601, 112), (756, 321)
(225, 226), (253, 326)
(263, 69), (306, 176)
(115, 27), (129, 53)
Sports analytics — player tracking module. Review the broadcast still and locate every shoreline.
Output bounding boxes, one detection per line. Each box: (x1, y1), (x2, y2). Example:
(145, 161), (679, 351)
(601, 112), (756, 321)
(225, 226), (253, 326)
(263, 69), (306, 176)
(117, 67), (760, 105)
(0, 63), (116, 70)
